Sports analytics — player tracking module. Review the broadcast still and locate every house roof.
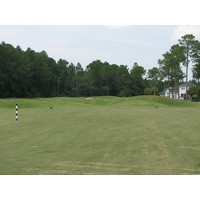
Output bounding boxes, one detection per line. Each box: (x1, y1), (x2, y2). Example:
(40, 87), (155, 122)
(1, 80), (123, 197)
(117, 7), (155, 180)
(160, 82), (196, 96)
(159, 88), (167, 95)
(179, 82), (196, 88)
(160, 86), (179, 95)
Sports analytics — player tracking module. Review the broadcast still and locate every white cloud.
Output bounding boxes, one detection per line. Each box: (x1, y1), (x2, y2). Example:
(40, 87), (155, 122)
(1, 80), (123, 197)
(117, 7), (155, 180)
(171, 25), (200, 42)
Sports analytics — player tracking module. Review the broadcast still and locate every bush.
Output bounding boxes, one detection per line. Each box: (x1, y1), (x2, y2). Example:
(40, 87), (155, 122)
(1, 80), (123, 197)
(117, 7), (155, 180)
(144, 88), (151, 95)
(196, 86), (200, 98)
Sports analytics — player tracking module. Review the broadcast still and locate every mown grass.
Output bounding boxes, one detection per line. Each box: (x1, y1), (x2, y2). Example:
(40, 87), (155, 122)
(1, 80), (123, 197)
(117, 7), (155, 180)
(0, 96), (200, 174)
(0, 95), (197, 108)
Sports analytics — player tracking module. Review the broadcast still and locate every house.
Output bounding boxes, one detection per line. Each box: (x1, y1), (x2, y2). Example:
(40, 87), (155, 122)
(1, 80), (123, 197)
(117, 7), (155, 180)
(159, 82), (196, 99)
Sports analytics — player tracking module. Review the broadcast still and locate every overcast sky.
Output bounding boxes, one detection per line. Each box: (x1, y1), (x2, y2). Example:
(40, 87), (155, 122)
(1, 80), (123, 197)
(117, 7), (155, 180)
(1, 0), (200, 82)
(1, 25), (200, 79)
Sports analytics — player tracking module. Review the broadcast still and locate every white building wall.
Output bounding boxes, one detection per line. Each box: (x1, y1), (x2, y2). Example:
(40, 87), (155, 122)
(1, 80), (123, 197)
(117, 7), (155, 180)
(179, 86), (186, 99)
(163, 84), (195, 99)
(165, 87), (185, 99)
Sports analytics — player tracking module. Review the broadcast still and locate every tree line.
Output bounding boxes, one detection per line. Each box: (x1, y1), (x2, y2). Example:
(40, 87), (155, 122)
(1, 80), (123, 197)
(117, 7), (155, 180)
(158, 34), (200, 99)
(1, 34), (200, 98)
(0, 41), (163, 98)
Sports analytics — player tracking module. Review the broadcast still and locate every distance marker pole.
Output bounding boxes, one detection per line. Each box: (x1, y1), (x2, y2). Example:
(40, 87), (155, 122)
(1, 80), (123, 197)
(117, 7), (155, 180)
(16, 104), (19, 121)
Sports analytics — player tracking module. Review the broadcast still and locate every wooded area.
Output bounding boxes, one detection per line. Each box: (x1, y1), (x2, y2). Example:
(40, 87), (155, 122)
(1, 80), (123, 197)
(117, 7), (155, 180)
(1, 34), (200, 98)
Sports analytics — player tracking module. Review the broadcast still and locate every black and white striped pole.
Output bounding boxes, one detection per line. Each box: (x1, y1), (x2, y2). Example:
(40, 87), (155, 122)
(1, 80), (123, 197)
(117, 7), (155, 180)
(16, 104), (19, 121)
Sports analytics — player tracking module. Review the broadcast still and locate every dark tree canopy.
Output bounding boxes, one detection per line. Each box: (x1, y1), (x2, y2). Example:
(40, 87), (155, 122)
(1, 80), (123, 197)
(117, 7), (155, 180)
(0, 42), (150, 98)
(1, 34), (200, 98)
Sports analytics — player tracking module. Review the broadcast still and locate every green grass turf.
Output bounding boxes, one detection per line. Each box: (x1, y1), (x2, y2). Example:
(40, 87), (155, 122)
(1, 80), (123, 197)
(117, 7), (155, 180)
(0, 96), (200, 174)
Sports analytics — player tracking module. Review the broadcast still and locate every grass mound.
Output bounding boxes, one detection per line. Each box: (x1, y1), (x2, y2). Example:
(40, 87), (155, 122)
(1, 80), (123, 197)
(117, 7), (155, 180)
(0, 95), (197, 109)
(130, 95), (193, 107)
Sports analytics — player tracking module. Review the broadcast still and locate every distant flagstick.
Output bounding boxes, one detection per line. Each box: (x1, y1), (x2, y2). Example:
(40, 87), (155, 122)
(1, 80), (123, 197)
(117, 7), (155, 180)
(16, 104), (19, 121)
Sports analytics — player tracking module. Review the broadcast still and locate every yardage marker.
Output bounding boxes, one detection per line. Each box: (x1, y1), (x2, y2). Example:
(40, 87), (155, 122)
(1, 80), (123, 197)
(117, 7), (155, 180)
(16, 103), (19, 121)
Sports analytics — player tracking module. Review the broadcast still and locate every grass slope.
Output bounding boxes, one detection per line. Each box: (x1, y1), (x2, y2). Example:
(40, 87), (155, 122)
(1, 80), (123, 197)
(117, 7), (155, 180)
(0, 95), (196, 108)
(0, 96), (200, 174)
